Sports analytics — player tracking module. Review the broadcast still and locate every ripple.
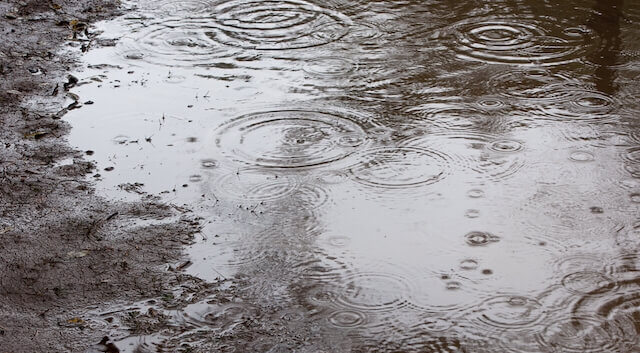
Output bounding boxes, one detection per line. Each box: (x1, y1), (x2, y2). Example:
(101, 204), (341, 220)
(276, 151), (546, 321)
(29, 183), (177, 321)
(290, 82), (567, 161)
(460, 259), (479, 270)
(137, 0), (217, 16)
(410, 317), (454, 333)
(349, 147), (450, 189)
(467, 189), (485, 198)
(475, 96), (507, 111)
(118, 18), (238, 67)
(210, 0), (351, 50)
(325, 235), (350, 248)
(211, 168), (299, 202)
(215, 110), (368, 169)
(176, 301), (261, 331)
(470, 295), (545, 329)
(465, 231), (500, 246)
(327, 310), (367, 328)
(570, 151), (595, 162)
(406, 133), (525, 182)
(554, 253), (608, 274)
(623, 147), (640, 163)
(189, 174), (203, 182)
(537, 315), (632, 353)
(447, 16), (597, 66)
(201, 159), (219, 168)
(487, 139), (524, 153)
(279, 183), (331, 211)
(465, 209), (480, 218)
(334, 271), (413, 312)
(488, 69), (577, 101)
(303, 56), (357, 77)
(561, 271), (618, 296)
(407, 104), (491, 132)
(343, 22), (386, 45)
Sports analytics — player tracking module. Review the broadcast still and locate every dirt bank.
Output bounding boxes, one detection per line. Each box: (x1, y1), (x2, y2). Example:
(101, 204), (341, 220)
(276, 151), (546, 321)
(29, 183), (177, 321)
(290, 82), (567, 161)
(0, 1), (210, 351)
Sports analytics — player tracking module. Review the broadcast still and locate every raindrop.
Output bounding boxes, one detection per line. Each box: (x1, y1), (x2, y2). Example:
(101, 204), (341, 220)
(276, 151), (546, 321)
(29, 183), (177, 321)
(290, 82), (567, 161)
(201, 159), (219, 169)
(465, 209), (480, 218)
(570, 151), (595, 162)
(538, 315), (629, 353)
(467, 189), (485, 198)
(303, 57), (357, 77)
(327, 310), (366, 328)
(215, 110), (368, 169)
(488, 139), (523, 153)
(471, 295), (545, 329)
(460, 259), (479, 270)
(445, 16), (597, 66)
(561, 271), (617, 296)
(209, 0), (351, 50)
(465, 231), (500, 246)
(189, 175), (203, 182)
(349, 147), (450, 189)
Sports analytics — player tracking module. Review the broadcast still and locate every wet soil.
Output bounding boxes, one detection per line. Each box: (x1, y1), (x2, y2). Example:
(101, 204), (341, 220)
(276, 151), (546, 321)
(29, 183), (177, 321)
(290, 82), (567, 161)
(0, 1), (212, 351)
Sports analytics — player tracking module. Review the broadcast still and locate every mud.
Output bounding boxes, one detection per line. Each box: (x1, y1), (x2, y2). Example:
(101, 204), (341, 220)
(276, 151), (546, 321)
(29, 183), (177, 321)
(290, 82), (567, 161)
(0, 1), (211, 351)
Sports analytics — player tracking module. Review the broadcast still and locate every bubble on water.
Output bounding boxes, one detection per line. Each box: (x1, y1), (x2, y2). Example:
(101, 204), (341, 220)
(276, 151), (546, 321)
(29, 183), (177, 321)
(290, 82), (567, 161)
(112, 135), (130, 144)
(209, 0), (351, 50)
(570, 151), (595, 162)
(201, 159), (219, 169)
(215, 110), (369, 169)
(327, 310), (366, 328)
(465, 231), (500, 246)
(465, 209), (480, 218)
(445, 281), (462, 290)
(189, 174), (202, 183)
(467, 189), (485, 198)
(460, 259), (479, 270)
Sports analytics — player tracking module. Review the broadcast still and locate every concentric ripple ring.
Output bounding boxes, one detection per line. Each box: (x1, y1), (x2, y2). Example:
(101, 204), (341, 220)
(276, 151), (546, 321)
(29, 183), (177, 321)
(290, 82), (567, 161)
(215, 110), (368, 169)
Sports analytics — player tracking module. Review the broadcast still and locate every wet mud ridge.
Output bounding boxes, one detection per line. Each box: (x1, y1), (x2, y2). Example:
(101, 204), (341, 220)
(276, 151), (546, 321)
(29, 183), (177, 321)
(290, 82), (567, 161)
(4, 0), (640, 352)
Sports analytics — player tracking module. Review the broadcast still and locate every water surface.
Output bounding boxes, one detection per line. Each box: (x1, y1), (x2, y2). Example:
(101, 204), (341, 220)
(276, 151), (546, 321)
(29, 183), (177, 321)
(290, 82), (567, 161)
(66, 0), (640, 351)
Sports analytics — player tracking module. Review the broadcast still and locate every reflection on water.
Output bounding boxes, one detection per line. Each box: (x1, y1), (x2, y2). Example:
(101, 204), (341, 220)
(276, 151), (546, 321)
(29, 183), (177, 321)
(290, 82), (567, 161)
(65, 0), (640, 351)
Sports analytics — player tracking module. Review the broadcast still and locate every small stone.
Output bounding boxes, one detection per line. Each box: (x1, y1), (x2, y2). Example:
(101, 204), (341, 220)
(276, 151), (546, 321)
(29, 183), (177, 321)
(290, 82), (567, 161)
(5, 13), (17, 20)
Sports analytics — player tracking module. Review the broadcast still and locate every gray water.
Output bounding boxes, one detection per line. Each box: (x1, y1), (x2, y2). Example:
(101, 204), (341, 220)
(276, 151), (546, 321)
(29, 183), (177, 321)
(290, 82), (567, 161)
(65, 0), (640, 352)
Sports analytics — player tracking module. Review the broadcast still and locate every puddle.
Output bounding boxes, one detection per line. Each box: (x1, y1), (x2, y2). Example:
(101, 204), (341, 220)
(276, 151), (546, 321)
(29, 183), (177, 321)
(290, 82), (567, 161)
(64, 0), (640, 351)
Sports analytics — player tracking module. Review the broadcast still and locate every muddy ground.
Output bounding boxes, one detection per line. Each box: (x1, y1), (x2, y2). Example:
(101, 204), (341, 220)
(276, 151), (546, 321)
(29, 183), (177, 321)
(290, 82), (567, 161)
(0, 1), (215, 351)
